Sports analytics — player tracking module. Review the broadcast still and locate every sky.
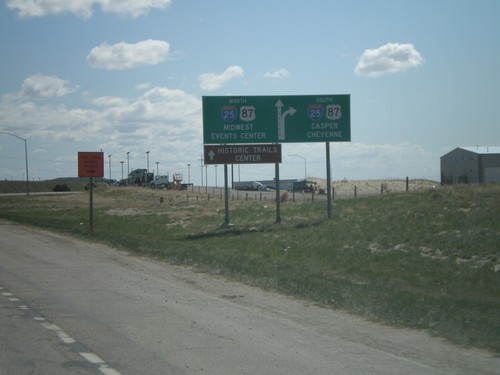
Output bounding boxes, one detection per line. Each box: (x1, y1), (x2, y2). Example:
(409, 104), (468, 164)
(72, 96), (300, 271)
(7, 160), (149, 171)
(1, 0), (499, 185)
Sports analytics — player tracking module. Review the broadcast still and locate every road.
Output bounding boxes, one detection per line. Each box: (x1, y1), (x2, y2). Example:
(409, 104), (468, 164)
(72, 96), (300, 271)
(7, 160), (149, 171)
(0, 220), (498, 375)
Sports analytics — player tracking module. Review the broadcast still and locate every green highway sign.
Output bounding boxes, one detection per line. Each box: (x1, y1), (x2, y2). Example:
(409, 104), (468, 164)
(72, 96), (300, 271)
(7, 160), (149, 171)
(203, 94), (350, 144)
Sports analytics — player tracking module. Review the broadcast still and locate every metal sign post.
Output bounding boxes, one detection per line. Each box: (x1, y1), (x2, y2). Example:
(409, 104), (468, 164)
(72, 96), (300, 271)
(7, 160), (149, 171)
(78, 152), (104, 232)
(275, 162), (281, 224)
(89, 177), (94, 232)
(326, 142), (332, 219)
(223, 164), (230, 226)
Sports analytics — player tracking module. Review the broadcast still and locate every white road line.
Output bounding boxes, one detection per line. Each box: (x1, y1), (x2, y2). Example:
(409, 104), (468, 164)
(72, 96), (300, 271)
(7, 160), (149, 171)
(57, 331), (76, 344)
(80, 352), (105, 364)
(80, 353), (124, 375)
(41, 322), (62, 331)
(2, 285), (123, 375)
(40, 322), (77, 344)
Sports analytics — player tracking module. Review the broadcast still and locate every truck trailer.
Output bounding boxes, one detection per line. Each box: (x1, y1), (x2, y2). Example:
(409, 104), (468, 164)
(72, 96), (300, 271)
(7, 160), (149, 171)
(127, 169), (153, 187)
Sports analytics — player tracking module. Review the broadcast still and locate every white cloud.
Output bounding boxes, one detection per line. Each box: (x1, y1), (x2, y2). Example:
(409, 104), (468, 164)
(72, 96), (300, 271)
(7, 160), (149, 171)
(135, 82), (152, 91)
(87, 40), (171, 70)
(99, 0), (172, 17)
(355, 43), (424, 78)
(0, 97), (102, 142)
(91, 96), (129, 107)
(103, 87), (201, 127)
(263, 69), (290, 79)
(1, 72), (202, 145)
(2, 81), (201, 145)
(21, 73), (78, 99)
(198, 66), (244, 91)
(7, 0), (172, 19)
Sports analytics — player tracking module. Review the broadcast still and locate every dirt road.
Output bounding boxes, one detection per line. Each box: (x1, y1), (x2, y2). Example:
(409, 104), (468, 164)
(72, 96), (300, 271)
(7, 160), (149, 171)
(0, 220), (498, 374)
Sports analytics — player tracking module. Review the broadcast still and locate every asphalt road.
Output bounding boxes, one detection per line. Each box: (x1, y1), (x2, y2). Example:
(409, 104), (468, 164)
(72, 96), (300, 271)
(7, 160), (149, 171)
(1, 220), (498, 375)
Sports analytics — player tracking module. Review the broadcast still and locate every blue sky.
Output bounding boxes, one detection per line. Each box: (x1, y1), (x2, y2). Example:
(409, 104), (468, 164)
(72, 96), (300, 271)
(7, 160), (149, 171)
(1, 0), (499, 184)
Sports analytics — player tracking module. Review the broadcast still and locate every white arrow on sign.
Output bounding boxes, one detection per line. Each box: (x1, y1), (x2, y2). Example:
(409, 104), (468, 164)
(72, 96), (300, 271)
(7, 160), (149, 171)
(208, 150), (216, 160)
(275, 99), (296, 141)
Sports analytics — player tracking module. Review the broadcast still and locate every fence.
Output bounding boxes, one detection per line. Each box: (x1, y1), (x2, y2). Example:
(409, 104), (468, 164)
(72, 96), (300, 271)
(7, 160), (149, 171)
(156, 178), (438, 204)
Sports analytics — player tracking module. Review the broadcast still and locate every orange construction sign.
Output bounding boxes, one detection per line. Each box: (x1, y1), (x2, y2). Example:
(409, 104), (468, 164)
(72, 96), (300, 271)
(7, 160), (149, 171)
(78, 152), (104, 177)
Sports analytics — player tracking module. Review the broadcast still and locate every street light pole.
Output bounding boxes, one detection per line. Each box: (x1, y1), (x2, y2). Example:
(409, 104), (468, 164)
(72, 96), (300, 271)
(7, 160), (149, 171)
(156, 161), (159, 175)
(120, 161), (124, 180)
(0, 131), (29, 195)
(146, 151), (150, 173)
(187, 163), (191, 184)
(126, 152), (130, 176)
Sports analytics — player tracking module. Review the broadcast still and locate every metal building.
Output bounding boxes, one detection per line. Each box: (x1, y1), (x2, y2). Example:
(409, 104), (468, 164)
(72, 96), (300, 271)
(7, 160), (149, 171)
(441, 146), (500, 185)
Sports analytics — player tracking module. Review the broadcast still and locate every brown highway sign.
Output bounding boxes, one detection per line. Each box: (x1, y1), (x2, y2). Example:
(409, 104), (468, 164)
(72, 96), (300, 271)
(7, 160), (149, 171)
(204, 144), (281, 164)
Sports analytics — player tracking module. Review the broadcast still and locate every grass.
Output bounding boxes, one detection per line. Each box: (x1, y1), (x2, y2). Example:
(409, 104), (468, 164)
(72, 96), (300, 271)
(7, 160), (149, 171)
(0, 179), (92, 194)
(1, 183), (499, 352)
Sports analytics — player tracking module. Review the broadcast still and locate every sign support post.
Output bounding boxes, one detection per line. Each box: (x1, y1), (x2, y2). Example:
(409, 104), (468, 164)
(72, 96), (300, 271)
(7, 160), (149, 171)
(326, 142), (332, 219)
(89, 177), (94, 231)
(275, 162), (281, 224)
(223, 164), (230, 226)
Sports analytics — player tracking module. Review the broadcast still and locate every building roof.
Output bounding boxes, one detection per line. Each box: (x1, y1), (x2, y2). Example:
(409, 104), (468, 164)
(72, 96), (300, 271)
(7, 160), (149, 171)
(460, 146), (500, 154)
